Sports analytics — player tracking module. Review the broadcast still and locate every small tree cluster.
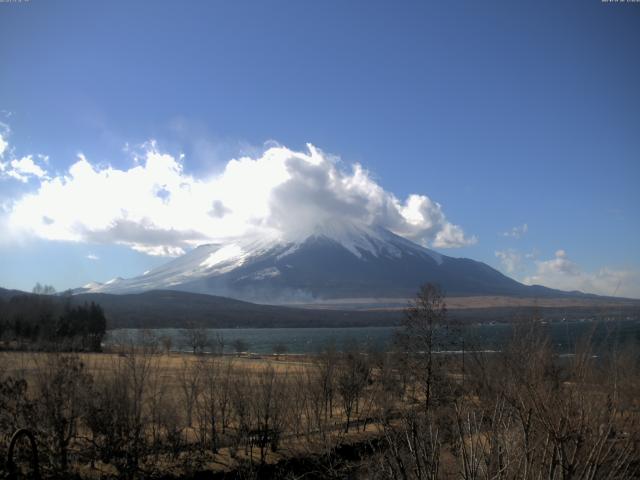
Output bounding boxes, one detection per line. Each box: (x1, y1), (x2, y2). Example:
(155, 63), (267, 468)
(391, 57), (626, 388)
(0, 293), (106, 351)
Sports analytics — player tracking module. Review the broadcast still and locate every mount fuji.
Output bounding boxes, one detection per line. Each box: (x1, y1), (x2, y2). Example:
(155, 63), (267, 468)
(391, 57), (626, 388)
(82, 220), (571, 303)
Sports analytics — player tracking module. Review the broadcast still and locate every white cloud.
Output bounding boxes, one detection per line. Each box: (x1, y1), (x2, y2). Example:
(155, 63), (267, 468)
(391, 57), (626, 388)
(6, 142), (475, 255)
(501, 223), (528, 238)
(0, 126), (9, 174)
(5, 155), (48, 183)
(0, 132), (7, 158)
(0, 126), (49, 183)
(495, 249), (523, 274)
(86, 253), (99, 261)
(392, 194), (477, 248)
(524, 249), (639, 298)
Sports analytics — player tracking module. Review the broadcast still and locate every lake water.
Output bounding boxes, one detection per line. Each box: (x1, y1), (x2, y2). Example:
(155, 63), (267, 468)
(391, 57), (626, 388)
(105, 319), (640, 355)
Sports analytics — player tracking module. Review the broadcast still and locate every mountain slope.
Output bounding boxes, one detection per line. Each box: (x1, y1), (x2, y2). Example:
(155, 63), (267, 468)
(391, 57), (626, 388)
(72, 290), (403, 328)
(2, 287), (638, 329)
(84, 222), (580, 302)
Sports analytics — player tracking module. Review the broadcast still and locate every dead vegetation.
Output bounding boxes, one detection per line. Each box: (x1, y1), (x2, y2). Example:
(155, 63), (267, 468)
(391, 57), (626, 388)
(0, 285), (638, 479)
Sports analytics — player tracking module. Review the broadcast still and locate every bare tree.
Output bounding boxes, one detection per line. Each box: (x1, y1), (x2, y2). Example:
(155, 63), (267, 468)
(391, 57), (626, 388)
(337, 344), (370, 433)
(178, 358), (201, 428)
(395, 283), (447, 413)
(273, 342), (288, 360)
(248, 364), (287, 464)
(159, 334), (173, 355)
(230, 367), (252, 457)
(459, 321), (640, 480)
(32, 283), (56, 295)
(315, 342), (338, 424)
(375, 410), (442, 480)
(195, 355), (224, 453)
(213, 331), (225, 356)
(34, 353), (92, 475)
(83, 345), (156, 479)
(232, 338), (249, 356)
(217, 358), (235, 435)
(181, 325), (210, 355)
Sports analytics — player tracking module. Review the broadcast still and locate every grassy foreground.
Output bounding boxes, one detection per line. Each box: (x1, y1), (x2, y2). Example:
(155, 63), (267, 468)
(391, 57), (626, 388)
(1, 287), (639, 479)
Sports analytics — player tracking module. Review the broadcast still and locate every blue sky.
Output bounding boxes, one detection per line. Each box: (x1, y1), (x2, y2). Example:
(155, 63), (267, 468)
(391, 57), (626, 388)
(0, 0), (639, 297)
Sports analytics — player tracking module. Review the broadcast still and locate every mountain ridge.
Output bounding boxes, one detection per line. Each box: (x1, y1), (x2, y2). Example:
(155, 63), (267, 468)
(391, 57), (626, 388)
(78, 222), (624, 303)
(2, 287), (638, 329)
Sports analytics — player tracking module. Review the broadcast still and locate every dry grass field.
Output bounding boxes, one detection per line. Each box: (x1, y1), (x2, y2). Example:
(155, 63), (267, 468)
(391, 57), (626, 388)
(1, 291), (639, 479)
(1, 347), (404, 478)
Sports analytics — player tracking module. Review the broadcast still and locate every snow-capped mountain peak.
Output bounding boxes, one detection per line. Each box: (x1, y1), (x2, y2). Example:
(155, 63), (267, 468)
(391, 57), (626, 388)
(277, 219), (442, 263)
(82, 220), (534, 303)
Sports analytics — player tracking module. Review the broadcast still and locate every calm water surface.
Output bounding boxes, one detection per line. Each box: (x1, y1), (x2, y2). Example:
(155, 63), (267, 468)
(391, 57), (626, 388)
(106, 319), (640, 355)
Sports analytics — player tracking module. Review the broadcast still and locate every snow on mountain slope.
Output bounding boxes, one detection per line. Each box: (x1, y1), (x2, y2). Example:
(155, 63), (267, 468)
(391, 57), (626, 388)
(85, 220), (551, 302)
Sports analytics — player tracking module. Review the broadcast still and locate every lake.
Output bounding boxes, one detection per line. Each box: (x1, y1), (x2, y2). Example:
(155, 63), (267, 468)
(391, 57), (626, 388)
(105, 319), (640, 355)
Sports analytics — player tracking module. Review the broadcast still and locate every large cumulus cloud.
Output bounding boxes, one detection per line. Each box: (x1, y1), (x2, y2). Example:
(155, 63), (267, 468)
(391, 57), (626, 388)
(6, 142), (476, 255)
